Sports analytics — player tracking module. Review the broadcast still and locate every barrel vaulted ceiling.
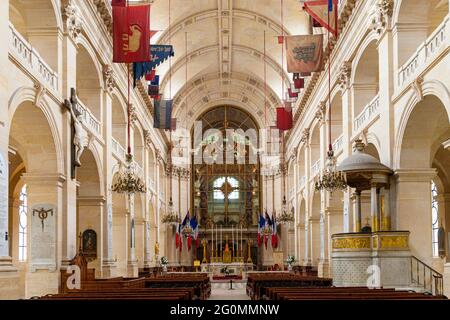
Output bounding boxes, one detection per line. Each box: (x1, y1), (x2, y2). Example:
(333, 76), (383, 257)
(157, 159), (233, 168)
(147, 0), (310, 128)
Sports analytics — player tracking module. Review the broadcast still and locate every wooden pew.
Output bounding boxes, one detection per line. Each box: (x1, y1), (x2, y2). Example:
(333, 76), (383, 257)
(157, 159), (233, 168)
(262, 286), (447, 300)
(53, 250), (210, 300)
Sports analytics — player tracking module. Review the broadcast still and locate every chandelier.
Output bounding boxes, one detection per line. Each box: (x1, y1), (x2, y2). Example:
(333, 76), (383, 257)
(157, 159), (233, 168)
(277, 196), (294, 224)
(315, 150), (347, 193)
(162, 198), (180, 225)
(111, 153), (146, 194)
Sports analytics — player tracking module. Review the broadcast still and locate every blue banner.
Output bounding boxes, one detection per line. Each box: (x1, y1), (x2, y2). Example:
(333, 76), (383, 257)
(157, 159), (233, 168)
(133, 45), (174, 87)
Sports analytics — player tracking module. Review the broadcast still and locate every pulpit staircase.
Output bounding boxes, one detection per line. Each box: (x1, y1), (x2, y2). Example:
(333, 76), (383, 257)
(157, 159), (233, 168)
(408, 256), (443, 297)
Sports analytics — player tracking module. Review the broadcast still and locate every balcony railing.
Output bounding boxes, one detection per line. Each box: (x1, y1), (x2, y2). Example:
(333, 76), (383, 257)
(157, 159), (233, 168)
(332, 134), (344, 155)
(112, 137), (126, 161)
(354, 94), (380, 133)
(9, 23), (58, 93)
(75, 99), (101, 136)
(398, 15), (449, 88)
(311, 159), (321, 178)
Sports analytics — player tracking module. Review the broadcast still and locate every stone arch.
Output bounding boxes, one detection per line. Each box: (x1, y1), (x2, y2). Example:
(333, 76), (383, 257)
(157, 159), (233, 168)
(133, 125), (145, 169)
(393, 0), (449, 68)
(351, 37), (379, 118)
(287, 159), (295, 200)
(399, 95), (449, 169)
(148, 147), (156, 184)
(330, 92), (343, 145)
(111, 93), (127, 148)
(297, 144), (306, 189)
(75, 37), (104, 120)
(76, 148), (103, 271)
(9, 0), (61, 71)
(8, 87), (63, 173)
(396, 82), (450, 169)
(309, 119), (321, 178)
(9, 99), (59, 174)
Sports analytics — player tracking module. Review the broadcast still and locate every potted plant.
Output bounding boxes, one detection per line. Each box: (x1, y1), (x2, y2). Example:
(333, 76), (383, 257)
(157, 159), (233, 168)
(286, 255), (295, 271)
(160, 256), (168, 273)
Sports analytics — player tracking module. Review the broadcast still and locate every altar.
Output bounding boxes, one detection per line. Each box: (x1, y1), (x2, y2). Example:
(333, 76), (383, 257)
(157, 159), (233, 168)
(202, 262), (254, 280)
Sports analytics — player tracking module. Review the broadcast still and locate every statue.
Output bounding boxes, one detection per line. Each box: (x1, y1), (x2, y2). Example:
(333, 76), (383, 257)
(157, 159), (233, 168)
(69, 105), (87, 167)
(64, 88), (87, 167)
(155, 242), (159, 256)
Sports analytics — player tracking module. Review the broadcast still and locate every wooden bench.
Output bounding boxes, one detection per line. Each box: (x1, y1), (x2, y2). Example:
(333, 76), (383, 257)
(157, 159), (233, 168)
(262, 286), (447, 300)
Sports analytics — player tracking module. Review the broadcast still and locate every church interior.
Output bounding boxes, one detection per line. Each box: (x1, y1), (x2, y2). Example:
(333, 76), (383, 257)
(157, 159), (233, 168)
(1, 0), (450, 301)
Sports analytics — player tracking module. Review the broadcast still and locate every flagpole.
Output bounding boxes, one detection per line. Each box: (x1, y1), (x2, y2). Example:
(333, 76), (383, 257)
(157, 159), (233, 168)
(232, 225), (234, 260)
(240, 224), (243, 261)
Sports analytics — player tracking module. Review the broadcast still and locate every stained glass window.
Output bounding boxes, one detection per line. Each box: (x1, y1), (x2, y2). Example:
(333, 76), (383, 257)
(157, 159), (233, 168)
(213, 177), (239, 200)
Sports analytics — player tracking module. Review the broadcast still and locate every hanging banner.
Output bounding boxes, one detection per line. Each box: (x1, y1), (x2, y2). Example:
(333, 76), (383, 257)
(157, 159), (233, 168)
(154, 99), (173, 130)
(111, 0), (126, 6)
(170, 118), (177, 131)
(113, 5), (151, 63)
(303, 0), (338, 37)
(276, 107), (293, 131)
(133, 45), (174, 86)
(148, 75), (160, 97)
(285, 34), (324, 73)
(293, 73), (305, 89)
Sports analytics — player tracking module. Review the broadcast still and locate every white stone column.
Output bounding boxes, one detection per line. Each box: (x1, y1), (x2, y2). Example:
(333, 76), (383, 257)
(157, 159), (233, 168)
(101, 89), (116, 278)
(60, 21), (78, 271)
(309, 218), (320, 267)
(353, 191), (362, 232)
(293, 157), (298, 261)
(381, 187), (391, 231)
(377, 24), (395, 166)
(395, 169), (436, 266)
(21, 173), (64, 298)
(371, 184), (379, 232)
(126, 194), (138, 277)
(303, 144), (311, 266)
(343, 189), (351, 232)
(318, 108), (328, 275)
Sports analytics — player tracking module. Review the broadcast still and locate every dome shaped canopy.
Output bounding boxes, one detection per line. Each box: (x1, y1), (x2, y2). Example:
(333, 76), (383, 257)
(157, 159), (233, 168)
(337, 140), (392, 174)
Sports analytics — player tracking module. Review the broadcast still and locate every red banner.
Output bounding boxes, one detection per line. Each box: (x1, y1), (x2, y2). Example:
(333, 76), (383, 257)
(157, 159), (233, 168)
(113, 5), (150, 63)
(111, 0), (126, 7)
(303, 0), (338, 37)
(285, 34), (324, 73)
(276, 107), (293, 131)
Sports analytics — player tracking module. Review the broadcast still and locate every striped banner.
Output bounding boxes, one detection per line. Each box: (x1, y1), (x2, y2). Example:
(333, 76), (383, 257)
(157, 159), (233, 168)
(154, 99), (173, 130)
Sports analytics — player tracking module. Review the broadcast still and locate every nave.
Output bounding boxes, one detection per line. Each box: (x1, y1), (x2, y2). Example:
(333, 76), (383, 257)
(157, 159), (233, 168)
(1, 0), (450, 302)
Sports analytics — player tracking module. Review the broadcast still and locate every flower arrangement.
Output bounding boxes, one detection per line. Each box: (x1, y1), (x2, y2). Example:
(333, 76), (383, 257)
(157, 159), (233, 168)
(160, 256), (168, 266)
(286, 255), (295, 265)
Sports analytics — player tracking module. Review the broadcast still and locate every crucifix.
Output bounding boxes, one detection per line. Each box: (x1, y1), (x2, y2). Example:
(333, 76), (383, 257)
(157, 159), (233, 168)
(63, 88), (85, 179)
(216, 178), (238, 224)
(32, 207), (53, 232)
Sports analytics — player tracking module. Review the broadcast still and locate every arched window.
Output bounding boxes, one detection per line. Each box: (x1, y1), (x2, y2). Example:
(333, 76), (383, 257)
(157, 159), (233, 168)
(19, 184), (28, 261)
(213, 177), (239, 200)
(431, 181), (439, 257)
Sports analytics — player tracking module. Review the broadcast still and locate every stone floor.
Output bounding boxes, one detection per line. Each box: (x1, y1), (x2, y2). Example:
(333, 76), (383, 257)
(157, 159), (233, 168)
(208, 281), (250, 300)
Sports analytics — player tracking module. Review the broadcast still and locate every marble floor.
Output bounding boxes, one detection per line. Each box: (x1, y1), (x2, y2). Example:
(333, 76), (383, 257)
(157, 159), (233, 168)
(209, 281), (250, 300)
